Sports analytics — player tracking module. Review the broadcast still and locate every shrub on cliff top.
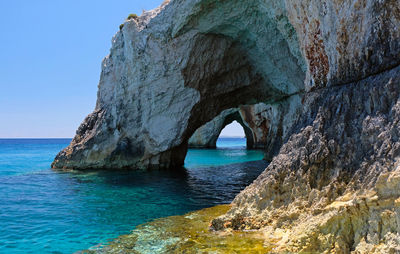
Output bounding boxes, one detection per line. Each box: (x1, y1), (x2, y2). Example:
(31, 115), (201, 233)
(127, 14), (138, 21)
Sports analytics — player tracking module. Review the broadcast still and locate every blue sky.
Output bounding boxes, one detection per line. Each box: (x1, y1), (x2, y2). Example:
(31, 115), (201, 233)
(0, 0), (244, 138)
(220, 121), (244, 137)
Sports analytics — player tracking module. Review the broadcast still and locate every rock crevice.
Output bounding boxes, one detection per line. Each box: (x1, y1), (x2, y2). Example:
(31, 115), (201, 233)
(211, 65), (400, 253)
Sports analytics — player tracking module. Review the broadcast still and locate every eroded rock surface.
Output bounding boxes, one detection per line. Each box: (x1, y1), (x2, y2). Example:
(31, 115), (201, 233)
(52, 0), (309, 170)
(211, 67), (400, 253)
(53, 0), (400, 252)
(52, 0), (399, 170)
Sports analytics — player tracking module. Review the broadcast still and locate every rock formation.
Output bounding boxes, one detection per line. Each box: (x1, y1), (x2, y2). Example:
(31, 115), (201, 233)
(188, 108), (249, 148)
(52, 0), (307, 170)
(211, 67), (400, 253)
(53, 0), (400, 252)
(188, 102), (298, 161)
(52, 0), (399, 170)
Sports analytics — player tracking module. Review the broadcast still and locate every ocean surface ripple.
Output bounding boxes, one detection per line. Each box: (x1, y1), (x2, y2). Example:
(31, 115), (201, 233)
(0, 138), (266, 253)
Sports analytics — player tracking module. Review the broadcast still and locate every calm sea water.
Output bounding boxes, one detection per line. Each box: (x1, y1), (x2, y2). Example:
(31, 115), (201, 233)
(0, 138), (265, 253)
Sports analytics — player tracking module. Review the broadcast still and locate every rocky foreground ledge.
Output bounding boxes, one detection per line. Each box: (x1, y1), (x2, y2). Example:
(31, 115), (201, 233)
(56, 0), (399, 252)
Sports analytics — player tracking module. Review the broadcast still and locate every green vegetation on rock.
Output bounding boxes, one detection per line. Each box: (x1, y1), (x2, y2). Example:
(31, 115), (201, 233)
(127, 13), (138, 20)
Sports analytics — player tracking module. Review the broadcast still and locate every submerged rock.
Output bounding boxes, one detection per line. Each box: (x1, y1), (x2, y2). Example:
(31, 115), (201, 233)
(54, 0), (400, 252)
(81, 205), (272, 254)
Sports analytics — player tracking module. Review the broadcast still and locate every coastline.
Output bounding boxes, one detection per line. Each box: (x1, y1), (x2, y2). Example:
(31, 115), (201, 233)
(82, 205), (272, 253)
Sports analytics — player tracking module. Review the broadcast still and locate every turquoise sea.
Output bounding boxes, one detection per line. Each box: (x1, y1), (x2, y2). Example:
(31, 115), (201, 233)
(0, 138), (265, 253)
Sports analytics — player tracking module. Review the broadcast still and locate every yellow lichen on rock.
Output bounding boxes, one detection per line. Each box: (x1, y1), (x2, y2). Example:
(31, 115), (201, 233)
(223, 168), (400, 253)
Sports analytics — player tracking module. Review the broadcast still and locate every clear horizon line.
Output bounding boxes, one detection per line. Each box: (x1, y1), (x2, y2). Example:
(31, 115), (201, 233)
(0, 137), (73, 139)
(219, 136), (245, 138)
(0, 136), (245, 139)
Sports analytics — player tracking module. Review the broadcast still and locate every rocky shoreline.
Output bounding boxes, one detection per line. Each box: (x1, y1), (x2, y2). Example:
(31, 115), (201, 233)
(55, 0), (399, 252)
(81, 205), (273, 254)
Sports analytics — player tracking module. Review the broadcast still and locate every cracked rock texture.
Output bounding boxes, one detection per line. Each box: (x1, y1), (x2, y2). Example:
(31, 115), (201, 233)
(53, 0), (313, 170)
(53, 0), (400, 252)
(211, 67), (400, 253)
(52, 0), (399, 170)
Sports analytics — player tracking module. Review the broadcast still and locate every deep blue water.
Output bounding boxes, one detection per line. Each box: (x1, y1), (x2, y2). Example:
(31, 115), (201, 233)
(0, 138), (265, 253)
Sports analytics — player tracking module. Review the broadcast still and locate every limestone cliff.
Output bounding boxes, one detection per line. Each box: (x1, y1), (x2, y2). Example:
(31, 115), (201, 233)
(52, 0), (308, 170)
(52, 0), (399, 170)
(53, 0), (400, 252)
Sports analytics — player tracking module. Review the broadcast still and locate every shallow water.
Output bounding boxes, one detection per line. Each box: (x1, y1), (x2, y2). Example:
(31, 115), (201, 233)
(92, 205), (271, 254)
(0, 138), (265, 253)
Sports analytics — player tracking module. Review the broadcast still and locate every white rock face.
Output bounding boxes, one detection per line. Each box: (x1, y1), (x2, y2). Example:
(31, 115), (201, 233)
(52, 0), (309, 170)
(52, 0), (399, 171)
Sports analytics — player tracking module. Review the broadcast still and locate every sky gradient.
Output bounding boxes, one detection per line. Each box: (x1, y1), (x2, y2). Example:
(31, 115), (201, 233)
(0, 0), (245, 138)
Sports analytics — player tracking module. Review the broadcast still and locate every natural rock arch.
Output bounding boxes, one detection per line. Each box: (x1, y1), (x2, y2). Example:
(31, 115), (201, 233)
(52, 0), (308, 170)
(52, 0), (399, 173)
(188, 109), (255, 149)
(51, 0), (400, 251)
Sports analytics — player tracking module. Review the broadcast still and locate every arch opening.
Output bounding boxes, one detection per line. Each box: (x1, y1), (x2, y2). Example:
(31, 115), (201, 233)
(217, 121), (247, 148)
(219, 121), (244, 138)
(184, 110), (264, 168)
(188, 110), (255, 150)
